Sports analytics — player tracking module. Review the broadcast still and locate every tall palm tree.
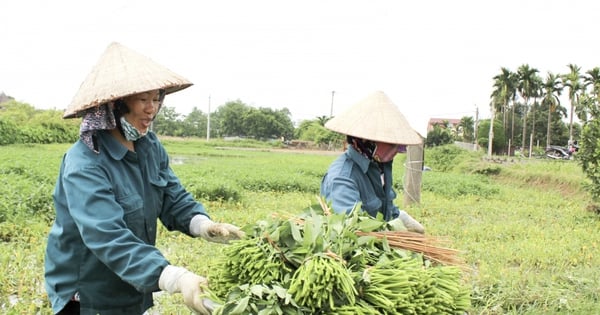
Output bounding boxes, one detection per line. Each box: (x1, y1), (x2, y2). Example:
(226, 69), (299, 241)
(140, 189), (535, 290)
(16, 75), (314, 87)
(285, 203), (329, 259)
(562, 63), (584, 143)
(583, 67), (600, 122)
(458, 116), (475, 142)
(528, 75), (543, 150)
(491, 67), (517, 149)
(541, 72), (562, 147)
(584, 67), (600, 96)
(517, 64), (540, 151)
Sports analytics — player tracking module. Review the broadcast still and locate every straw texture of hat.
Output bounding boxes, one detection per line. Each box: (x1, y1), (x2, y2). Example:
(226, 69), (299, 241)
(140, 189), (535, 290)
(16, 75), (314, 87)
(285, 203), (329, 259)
(63, 42), (193, 118)
(325, 91), (423, 145)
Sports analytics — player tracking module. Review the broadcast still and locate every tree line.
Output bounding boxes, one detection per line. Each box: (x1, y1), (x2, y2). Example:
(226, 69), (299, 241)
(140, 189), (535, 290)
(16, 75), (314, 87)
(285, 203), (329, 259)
(1, 63), (596, 153)
(487, 63), (594, 153)
(425, 64), (598, 155)
(0, 98), (344, 147)
(153, 99), (295, 140)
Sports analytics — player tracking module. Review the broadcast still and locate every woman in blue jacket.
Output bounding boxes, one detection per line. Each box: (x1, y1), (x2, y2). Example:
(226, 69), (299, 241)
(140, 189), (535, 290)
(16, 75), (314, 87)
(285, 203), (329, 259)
(320, 91), (425, 233)
(44, 42), (243, 315)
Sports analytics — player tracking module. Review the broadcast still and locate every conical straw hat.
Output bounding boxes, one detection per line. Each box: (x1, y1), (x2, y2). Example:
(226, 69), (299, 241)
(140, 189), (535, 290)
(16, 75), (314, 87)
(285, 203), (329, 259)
(325, 91), (422, 145)
(63, 42), (193, 118)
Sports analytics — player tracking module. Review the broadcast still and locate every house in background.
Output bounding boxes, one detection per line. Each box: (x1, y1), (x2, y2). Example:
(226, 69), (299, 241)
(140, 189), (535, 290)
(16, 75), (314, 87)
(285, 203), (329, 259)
(0, 91), (12, 104)
(426, 118), (461, 133)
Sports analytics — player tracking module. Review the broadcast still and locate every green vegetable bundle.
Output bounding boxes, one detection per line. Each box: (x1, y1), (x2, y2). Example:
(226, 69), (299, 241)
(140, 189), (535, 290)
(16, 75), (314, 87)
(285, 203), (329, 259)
(204, 201), (471, 314)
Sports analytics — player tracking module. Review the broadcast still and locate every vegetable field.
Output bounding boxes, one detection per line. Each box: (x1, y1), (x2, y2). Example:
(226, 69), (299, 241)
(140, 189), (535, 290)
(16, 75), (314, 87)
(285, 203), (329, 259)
(0, 139), (599, 314)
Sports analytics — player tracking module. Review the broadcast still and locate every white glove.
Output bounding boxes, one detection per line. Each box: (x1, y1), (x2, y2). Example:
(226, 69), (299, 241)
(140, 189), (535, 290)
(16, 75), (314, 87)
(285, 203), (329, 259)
(190, 215), (245, 243)
(387, 218), (408, 232)
(396, 210), (425, 234)
(159, 265), (210, 315)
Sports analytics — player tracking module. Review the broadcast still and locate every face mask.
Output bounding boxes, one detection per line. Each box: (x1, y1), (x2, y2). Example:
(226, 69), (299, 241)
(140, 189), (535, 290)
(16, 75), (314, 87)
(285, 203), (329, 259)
(119, 116), (146, 141)
(373, 142), (399, 163)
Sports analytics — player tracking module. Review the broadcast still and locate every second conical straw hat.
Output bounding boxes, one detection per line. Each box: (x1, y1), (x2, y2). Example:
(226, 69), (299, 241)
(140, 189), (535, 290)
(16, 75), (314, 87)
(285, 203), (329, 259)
(63, 42), (193, 118)
(325, 91), (422, 145)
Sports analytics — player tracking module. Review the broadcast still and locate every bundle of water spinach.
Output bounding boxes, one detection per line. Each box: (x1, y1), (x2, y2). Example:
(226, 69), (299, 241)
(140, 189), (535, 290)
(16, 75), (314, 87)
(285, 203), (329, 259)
(205, 202), (471, 314)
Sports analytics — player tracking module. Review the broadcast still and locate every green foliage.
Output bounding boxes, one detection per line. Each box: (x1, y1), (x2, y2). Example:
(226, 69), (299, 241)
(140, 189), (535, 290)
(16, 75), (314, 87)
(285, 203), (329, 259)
(425, 124), (453, 147)
(477, 119), (507, 154)
(0, 101), (78, 145)
(458, 116), (475, 142)
(182, 107), (208, 138)
(153, 105), (185, 137)
(169, 142), (331, 200)
(0, 117), (22, 145)
(421, 172), (499, 198)
(216, 100), (251, 137)
(295, 119), (343, 146)
(198, 100), (295, 140)
(209, 207), (470, 314)
(187, 182), (242, 202)
(578, 117), (600, 200)
(424, 144), (473, 172)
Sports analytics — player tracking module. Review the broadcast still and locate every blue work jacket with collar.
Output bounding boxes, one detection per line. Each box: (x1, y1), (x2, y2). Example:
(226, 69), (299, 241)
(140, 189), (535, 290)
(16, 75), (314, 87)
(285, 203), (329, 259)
(320, 146), (400, 221)
(44, 130), (208, 315)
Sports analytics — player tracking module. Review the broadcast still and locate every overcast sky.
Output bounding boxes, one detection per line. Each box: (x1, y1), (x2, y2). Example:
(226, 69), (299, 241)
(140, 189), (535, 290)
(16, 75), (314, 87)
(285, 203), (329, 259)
(2, 0), (599, 134)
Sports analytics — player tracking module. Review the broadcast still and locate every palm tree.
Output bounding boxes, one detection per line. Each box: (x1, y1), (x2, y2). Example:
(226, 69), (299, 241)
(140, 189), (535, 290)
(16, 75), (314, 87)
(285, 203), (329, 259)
(316, 115), (331, 126)
(491, 67), (517, 150)
(541, 72), (562, 147)
(562, 63), (584, 143)
(517, 64), (540, 152)
(528, 75), (543, 150)
(583, 67), (600, 122)
(458, 116), (475, 142)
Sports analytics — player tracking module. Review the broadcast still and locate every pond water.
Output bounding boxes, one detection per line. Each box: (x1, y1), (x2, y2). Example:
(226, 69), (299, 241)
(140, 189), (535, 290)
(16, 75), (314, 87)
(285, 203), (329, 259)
(170, 156), (207, 165)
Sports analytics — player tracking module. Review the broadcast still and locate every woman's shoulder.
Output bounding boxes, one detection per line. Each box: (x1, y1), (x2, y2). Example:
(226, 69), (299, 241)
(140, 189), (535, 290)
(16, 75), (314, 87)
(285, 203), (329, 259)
(60, 140), (104, 173)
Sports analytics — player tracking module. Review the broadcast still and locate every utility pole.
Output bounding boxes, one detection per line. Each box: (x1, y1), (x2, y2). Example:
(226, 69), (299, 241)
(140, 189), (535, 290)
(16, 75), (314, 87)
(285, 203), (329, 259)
(474, 105), (478, 151)
(403, 143), (424, 207)
(206, 95), (211, 141)
(487, 101), (494, 157)
(330, 91), (335, 117)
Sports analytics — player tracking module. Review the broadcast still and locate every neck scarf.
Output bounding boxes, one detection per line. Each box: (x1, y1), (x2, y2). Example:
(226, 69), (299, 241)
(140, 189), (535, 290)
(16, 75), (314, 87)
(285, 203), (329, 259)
(348, 136), (376, 161)
(79, 103), (116, 153)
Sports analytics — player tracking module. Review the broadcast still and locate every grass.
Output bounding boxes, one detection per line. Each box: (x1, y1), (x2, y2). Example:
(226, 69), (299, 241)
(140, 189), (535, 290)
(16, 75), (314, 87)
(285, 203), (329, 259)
(0, 139), (599, 314)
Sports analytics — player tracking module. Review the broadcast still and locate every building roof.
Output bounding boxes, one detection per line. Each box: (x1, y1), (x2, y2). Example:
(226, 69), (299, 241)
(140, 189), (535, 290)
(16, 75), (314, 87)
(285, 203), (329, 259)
(428, 118), (461, 125)
(426, 118), (462, 132)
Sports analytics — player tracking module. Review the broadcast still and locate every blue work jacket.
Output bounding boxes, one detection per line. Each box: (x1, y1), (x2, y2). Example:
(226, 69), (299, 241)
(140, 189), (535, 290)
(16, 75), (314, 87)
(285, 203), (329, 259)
(44, 130), (207, 314)
(320, 146), (400, 221)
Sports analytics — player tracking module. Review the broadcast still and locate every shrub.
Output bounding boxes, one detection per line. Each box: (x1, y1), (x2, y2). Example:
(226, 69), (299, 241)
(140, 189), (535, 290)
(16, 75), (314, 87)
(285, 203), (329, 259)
(0, 118), (22, 145)
(425, 145), (472, 172)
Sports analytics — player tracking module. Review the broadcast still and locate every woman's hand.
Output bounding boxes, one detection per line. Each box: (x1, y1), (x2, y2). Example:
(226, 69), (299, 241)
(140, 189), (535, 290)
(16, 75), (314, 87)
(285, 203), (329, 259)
(190, 215), (245, 243)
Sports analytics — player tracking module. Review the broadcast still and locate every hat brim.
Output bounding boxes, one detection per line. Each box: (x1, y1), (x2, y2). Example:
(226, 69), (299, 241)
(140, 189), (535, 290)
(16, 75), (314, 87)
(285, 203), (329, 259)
(325, 91), (423, 145)
(63, 42), (193, 119)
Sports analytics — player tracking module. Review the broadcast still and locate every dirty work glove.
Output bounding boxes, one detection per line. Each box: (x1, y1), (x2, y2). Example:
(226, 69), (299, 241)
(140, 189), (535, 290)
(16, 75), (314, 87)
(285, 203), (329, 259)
(190, 215), (245, 243)
(387, 217), (408, 232)
(159, 265), (210, 315)
(394, 210), (425, 234)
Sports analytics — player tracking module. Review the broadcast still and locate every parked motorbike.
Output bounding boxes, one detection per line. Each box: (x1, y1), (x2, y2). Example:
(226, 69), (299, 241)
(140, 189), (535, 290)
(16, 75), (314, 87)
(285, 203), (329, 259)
(545, 143), (578, 160)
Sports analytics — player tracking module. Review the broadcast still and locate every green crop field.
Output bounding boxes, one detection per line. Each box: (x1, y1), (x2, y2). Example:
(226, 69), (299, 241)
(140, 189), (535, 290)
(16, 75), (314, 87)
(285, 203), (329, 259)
(0, 139), (599, 314)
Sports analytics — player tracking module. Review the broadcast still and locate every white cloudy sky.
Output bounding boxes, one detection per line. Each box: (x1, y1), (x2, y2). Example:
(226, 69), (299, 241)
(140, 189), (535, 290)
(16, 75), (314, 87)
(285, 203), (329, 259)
(1, 0), (599, 134)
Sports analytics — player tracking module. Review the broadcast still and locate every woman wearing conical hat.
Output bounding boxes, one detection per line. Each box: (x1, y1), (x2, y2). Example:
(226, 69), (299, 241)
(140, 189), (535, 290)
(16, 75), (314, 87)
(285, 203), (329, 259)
(320, 91), (425, 233)
(44, 42), (242, 315)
